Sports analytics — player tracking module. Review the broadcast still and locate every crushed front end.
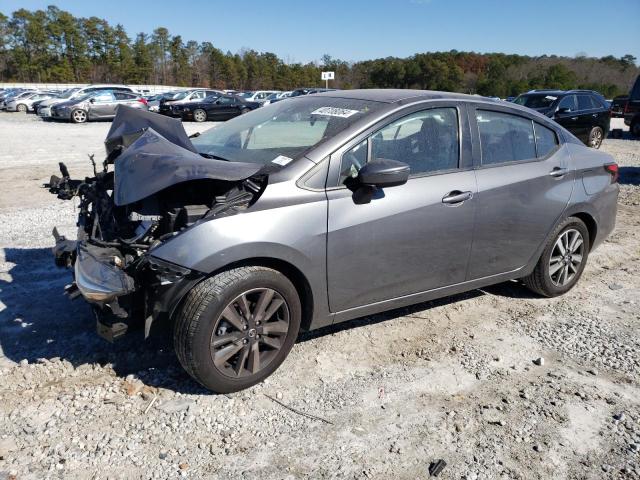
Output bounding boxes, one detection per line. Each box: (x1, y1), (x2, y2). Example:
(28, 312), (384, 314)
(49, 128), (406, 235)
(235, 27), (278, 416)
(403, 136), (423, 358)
(46, 106), (265, 341)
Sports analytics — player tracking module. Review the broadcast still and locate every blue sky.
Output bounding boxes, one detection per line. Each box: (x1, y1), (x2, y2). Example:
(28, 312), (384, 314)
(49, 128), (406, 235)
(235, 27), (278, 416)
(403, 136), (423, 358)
(4, 0), (640, 63)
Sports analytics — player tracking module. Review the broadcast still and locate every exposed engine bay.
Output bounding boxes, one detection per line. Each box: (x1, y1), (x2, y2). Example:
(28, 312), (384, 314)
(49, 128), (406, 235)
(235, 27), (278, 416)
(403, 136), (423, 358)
(46, 106), (267, 341)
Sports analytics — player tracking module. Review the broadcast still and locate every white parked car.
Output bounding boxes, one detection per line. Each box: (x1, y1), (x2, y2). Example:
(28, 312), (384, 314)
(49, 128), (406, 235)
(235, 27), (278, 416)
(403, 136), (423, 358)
(5, 92), (57, 112)
(263, 91), (292, 105)
(239, 90), (280, 104)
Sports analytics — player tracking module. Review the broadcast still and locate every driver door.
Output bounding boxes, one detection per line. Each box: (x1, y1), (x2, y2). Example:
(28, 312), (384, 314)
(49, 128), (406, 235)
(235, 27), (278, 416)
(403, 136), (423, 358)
(326, 105), (477, 312)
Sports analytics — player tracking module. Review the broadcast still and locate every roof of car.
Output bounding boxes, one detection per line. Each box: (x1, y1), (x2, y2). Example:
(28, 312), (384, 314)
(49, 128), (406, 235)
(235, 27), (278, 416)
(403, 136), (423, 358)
(313, 88), (497, 104)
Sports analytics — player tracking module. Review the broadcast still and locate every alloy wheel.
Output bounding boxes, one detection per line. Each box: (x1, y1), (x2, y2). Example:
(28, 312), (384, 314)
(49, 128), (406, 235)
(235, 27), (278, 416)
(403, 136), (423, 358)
(72, 110), (87, 123)
(17, 104), (27, 113)
(548, 228), (584, 287)
(210, 288), (290, 378)
(589, 127), (603, 148)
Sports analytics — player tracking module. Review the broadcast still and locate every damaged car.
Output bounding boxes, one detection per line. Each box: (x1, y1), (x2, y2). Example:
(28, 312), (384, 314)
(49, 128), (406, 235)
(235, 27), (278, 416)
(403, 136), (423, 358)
(48, 90), (618, 393)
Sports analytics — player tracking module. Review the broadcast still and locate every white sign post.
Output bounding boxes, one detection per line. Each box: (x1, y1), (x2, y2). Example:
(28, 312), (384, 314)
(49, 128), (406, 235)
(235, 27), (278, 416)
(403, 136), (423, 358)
(321, 71), (335, 89)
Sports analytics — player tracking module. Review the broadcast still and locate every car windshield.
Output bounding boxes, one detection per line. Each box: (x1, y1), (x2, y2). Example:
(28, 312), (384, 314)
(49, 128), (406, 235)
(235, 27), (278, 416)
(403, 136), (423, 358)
(192, 96), (384, 165)
(513, 94), (558, 109)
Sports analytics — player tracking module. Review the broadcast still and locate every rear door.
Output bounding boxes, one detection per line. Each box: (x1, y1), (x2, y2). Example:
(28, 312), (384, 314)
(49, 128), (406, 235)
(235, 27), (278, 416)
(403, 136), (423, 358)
(88, 92), (116, 118)
(576, 94), (599, 139)
(553, 95), (583, 139)
(326, 104), (477, 312)
(467, 106), (574, 279)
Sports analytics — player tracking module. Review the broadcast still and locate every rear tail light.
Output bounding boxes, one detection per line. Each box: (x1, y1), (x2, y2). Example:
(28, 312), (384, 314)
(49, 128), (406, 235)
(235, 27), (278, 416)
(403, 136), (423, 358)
(138, 97), (148, 105)
(604, 163), (619, 183)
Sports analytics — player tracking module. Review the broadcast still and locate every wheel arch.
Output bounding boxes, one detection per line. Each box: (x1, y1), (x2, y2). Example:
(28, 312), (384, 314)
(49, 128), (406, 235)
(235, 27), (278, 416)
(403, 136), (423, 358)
(570, 211), (598, 251)
(207, 257), (315, 332)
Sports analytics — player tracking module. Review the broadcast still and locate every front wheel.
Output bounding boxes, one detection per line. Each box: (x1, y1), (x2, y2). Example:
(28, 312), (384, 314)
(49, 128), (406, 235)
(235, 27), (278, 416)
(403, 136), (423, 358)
(16, 104), (27, 113)
(523, 217), (590, 297)
(70, 109), (88, 123)
(193, 108), (207, 122)
(174, 266), (301, 393)
(588, 126), (603, 149)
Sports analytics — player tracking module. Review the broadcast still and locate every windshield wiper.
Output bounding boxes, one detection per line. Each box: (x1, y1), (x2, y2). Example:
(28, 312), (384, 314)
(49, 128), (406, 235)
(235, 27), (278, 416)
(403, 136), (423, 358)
(199, 152), (231, 162)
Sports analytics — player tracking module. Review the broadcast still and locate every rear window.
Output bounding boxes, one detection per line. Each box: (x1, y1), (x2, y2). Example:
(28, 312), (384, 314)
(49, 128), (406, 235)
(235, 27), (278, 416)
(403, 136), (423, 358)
(534, 123), (559, 158)
(476, 110), (536, 165)
(513, 94), (557, 109)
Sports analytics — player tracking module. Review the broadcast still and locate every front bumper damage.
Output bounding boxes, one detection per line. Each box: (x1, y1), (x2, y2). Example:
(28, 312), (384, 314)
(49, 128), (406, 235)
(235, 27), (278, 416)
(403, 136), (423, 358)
(47, 105), (264, 342)
(54, 229), (205, 342)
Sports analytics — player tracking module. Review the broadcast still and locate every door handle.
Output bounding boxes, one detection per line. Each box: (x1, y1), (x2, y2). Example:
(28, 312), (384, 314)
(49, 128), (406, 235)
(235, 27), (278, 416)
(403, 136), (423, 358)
(549, 167), (569, 177)
(442, 190), (473, 205)
(570, 117), (578, 121)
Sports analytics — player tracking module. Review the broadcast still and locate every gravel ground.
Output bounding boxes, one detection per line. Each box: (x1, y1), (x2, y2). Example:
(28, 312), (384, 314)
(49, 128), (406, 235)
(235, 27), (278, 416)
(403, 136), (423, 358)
(0, 111), (639, 479)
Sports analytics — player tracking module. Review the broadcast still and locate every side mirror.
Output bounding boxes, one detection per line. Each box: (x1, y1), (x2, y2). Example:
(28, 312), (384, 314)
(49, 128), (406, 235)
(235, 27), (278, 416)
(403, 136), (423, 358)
(89, 98), (96, 103)
(556, 107), (570, 115)
(357, 159), (410, 188)
(215, 100), (222, 105)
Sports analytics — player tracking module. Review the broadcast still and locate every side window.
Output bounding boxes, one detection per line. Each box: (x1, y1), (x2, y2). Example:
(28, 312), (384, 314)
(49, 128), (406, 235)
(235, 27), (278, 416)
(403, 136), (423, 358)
(558, 95), (577, 112)
(114, 92), (134, 100)
(339, 139), (368, 184)
(92, 92), (114, 102)
(533, 122), (559, 158)
(217, 97), (234, 105)
(370, 108), (459, 176)
(476, 110), (536, 165)
(577, 95), (593, 111)
(588, 95), (603, 109)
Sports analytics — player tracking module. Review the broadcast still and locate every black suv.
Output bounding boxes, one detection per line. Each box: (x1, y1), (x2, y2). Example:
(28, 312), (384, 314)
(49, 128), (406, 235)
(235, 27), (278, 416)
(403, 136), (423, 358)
(624, 75), (640, 137)
(513, 89), (610, 148)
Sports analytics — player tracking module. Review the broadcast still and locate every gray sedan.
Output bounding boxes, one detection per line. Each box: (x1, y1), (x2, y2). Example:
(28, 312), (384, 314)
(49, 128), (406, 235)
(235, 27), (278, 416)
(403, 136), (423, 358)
(50, 90), (148, 122)
(49, 90), (618, 393)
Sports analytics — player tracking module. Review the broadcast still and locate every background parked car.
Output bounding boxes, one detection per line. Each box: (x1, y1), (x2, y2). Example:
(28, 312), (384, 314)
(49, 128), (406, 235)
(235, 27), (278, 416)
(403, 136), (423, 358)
(175, 94), (260, 122)
(263, 91), (292, 105)
(5, 91), (57, 112)
(513, 89), (610, 148)
(624, 75), (640, 138)
(50, 90), (148, 123)
(159, 89), (223, 116)
(610, 95), (628, 118)
(238, 90), (280, 103)
(0, 89), (35, 110)
(37, 85), (135, 118)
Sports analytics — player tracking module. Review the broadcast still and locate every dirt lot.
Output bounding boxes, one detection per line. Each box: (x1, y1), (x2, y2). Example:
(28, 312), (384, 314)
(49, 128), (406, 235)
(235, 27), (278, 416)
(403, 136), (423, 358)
(0, 111), (639, 480)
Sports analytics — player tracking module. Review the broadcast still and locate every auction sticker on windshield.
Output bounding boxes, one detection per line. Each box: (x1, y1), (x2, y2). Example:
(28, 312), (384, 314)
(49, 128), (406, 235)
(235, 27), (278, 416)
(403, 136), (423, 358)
(311, 107), (359, 118)
(272, 155), (293, 166)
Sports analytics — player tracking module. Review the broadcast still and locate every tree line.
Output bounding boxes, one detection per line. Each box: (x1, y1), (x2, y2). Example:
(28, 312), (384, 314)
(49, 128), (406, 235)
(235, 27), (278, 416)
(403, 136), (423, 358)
(1, 6), (638, 98)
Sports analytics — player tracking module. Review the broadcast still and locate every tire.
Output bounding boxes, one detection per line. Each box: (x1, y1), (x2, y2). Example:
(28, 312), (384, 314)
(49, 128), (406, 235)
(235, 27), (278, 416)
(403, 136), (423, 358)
(16, 104), (27, 113)
(193, 108), (207, 123)
(240, 108), (250, 115)
(588, 126), (603, 149)
(174, 266), (301, 393)
(70, 109), (88, 123)
(631, 119), (640, 138)
(523, 217), (590, 297)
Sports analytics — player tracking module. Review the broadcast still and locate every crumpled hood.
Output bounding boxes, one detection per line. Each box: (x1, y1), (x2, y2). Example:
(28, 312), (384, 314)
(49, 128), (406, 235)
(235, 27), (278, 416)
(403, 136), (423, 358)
(106, 105), (197, 155)
(110, 107), (263, 206)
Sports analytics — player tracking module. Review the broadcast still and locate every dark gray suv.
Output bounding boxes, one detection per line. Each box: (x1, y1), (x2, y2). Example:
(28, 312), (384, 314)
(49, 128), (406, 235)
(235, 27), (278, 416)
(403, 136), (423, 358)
(48, 90), (619, 393)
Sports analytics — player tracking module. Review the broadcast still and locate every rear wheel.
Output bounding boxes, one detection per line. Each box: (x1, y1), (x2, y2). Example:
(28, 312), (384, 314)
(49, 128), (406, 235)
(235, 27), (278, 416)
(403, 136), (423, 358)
(523, 217), (590, 297)
(240, 108), (250, 115)
(588, 126), (603, 148)
(193, 108), (207, 122)
(16, 104), (27, 113)
(174, 266), (301, 393)
(631, 119), (640, 138)
(71, 109), (87, 123)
